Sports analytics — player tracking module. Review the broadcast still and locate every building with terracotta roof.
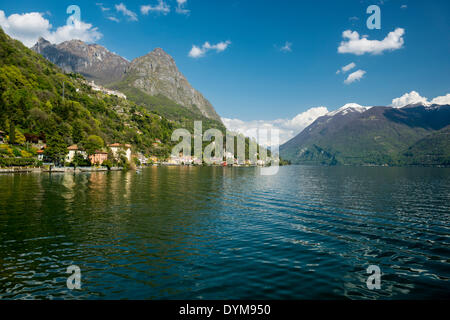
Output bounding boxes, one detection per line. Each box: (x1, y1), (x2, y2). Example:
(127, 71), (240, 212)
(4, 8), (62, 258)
(89, 151), (108, 165)
(36, 149), (44, 161)
(108, 143), (132, 162)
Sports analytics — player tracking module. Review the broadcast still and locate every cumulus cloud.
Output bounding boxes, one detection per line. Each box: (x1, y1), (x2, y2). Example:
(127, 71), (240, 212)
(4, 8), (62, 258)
(115, 3), (138, 21)
(431, 94), (450, 105)
(0, 10), (102, 47)
(0, 11), (50, 47)
(176, 0), (190, 15)
(188, 46), (204, 58)
(338, 28), (405, 55)
(391, 91), (428, 108)
(222, 107), (329, 147)
(141, 1), (170, 15)
(189, 40), (231, 58)
(391, 91), (450, 108)
(46, 20), (102, 44)
(336, 62), (356, 74)
(280, 41), (292, 52)
(344, 69), (366, 84)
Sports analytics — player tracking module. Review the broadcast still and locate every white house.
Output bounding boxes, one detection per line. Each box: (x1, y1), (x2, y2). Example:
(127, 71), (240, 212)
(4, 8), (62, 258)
(37, 149), (44, 161)
(66, 145), (87, 163)
(108, 143), (132, 162)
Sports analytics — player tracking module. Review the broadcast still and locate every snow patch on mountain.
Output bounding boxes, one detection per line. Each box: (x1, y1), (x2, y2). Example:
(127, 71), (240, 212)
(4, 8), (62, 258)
(327, 103), (372, 116)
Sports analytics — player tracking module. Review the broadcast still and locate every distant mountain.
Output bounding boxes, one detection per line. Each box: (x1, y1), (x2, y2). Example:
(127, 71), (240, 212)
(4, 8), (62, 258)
(402, 125), (450, 166)
(31, 38), (129, 85)
(31, 39), (222, 123)
(280, 103), (450, 166)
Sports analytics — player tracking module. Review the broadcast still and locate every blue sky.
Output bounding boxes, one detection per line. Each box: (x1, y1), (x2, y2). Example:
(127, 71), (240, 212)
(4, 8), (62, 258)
(0, 0), (449, 142)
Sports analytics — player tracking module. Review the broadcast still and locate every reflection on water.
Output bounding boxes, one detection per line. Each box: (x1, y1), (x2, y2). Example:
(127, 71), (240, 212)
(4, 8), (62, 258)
(0, 166), (449, 299)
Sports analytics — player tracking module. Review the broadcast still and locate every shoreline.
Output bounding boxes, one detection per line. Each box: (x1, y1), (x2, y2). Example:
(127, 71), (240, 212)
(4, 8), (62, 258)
(0, 167), (124, 174)
(1, 163), (449, 174)
(0, 164), (272, 174)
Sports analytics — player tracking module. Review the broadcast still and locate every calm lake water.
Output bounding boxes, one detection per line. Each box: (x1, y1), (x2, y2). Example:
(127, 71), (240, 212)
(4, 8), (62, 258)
(0, 166), (449, 300)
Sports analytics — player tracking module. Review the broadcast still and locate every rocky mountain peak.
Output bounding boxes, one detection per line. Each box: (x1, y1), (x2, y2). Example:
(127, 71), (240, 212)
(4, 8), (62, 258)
(32, 37), (52, 52)
(152, 47), (170, 56)
(32, 39), (130, 85)
(36, 37), (50, 45)
(128, 48), (221, 121)
(31, 38), (222, 122)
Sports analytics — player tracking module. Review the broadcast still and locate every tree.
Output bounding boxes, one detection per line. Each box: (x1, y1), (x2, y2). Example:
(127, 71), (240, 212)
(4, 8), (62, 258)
(72, 153), (89, 167)
(2, 88), (33, 144)
(71, 120), (84, 144)
(45, 134), (67, 166)
(83, 135), (104, 156)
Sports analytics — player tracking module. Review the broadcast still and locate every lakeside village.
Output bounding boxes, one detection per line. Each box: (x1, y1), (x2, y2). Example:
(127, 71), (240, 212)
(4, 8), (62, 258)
(0, 80), (275, 173)
(0, 131), (271, 173)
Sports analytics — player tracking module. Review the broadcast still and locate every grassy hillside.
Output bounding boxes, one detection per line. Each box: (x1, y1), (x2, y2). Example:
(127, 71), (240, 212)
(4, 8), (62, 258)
(0, 27), (274, 165)
(401, 126), (450, 166)
(0, 27), (176, 160)
(108, 81), (226, 133)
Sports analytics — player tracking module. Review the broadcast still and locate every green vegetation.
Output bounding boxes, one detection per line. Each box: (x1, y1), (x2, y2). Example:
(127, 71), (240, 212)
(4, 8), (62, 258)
(83, 135), (104, 156)
(280, 107), (450, 167)
(44, 134), (67, 166)
(401, 126), (450, 166)
(0, 27), (276, 167)
(0, 27), (178, 164)
(108, 81), (226, 133)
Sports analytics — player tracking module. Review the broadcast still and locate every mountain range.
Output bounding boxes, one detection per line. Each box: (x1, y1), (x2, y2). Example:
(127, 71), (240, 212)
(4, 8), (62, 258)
(31, 38), (222, 124)
(280, 103), (450, 166)
(5, 28), (450, 167)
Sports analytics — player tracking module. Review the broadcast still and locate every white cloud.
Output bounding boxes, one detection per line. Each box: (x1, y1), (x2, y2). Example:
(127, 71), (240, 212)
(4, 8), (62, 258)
(391, 91), (428, 108)
(342, 62), (356, 73)
(401, 5), (407, 9)
(188, 45), (205, 58)
(189, 40), (231, 58)
(344, 69), (366, 84)
(337, 62), (356, 74)
(0, 11), (50, 47)
(431, 94), (450, 105)
(222, 107), (329, 147)
(391, 91), (450, 108)
(107, 16), (120, 22)
(338, 28), (405, 55)
(0, 10), (102, 47)
(280, 41), (292, 52)
(96, 3), (111, 12)
(115, 3), (138, 21)
(176, 0), (190, 15)
(46, 20), (102, 45)
(141, 1), (170, 15)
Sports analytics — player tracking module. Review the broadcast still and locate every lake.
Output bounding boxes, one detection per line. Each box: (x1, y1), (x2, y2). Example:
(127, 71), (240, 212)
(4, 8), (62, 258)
(0, 166), (449, 299)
